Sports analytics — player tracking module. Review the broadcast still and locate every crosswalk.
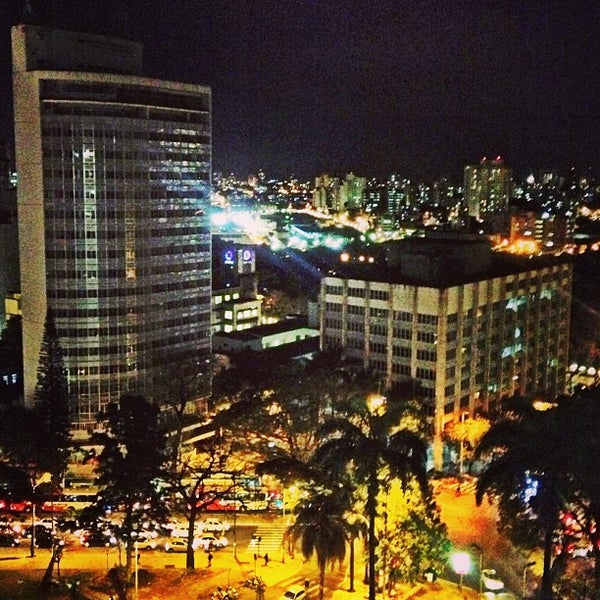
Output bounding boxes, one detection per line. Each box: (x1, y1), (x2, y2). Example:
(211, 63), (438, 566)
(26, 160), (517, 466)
(275, 573), (320, 597)
(248, 524), (285, 555)
(274, 572), (345, 599)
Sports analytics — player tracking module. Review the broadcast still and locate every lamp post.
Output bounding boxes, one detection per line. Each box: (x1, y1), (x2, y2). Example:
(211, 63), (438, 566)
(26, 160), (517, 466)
(451, 551), (471, 591)
(134, 539), (139, 600)
(30, 472), (52, 558)
(522, 561), (535, 598)
(281, 488), (285, 564)
(459, 411), (469, 477)
(470, 543), (483, 600)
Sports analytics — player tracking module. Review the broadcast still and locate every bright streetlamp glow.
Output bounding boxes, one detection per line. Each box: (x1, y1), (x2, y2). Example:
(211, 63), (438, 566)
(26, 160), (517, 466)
(451, 551), (471, 590)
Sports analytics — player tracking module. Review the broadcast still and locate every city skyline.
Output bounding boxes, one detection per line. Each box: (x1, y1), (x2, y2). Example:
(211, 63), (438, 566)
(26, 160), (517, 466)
(1, 0), (599, 181)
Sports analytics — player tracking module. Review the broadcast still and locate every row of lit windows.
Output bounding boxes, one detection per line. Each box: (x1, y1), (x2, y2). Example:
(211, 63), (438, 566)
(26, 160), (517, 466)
(392, 345), (411, 358)
(48, 284), (210, 299)
(66, 328), (209, 354)
(44, 167), (209, 181)
(416, 331), (436, 344)
(52, 301), (210, 320)
(416, 349), (437, 362)
(417, 314), (438, 325)
(392, 363), (411, 377)
(391, 326), (410, 340)
(46, 245), (209, 260)
(370, 290), (389, 301)
(58, 315), (205, 339)
(370, 324), (387, 336)
(326, 285), (343, 296)
(45, 188), (208, 202)
(369, 341), (387, 354)
(394, 311), (412, 322)
(49, 226), (202, 240)
(47, 266), (204, 280)
(41, 125), (210, 145)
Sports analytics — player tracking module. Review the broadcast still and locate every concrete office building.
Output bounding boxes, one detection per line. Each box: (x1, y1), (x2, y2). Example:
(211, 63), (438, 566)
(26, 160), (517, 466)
(12, 25), (212, 431)
(319, 236), (571, 469)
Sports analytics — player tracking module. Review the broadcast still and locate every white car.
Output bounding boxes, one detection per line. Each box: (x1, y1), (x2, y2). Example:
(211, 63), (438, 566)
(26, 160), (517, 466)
(164, 538), (200, 553)
(198, 518), (230, 533)
(280, 587), (306, 600)
(196, 533), (228, 550)
(481, 568), (504, 591)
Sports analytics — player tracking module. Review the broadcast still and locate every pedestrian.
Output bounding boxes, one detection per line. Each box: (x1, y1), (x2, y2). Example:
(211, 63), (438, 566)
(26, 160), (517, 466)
(263, 552), (269, 566)
(207, 552), (213, 567)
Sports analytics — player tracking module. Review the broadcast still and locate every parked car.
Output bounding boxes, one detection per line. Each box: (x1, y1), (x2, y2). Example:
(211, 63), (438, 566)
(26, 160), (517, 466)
(80, 530), (117, 547)
(197, 518), (230, 534)
(196, 533), (228, 550)
(481, 568), (504, 591)
(280, 586), (306, 600)
(0, 533), (20, 547)
(164, 538), (199, 553)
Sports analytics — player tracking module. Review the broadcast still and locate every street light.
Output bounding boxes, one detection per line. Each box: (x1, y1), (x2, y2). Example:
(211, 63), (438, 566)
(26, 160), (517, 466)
(134, 539), (139, 600)
(451, 551), (471, 590)
(522, 560), (535, 598)
(470, 543), (483, 600)
(459, 411), (469, 477)
(30, 472), (52, 558)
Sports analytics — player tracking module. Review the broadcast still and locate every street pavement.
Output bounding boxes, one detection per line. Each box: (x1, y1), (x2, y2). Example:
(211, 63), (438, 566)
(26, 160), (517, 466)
(205, 544), (481, 600)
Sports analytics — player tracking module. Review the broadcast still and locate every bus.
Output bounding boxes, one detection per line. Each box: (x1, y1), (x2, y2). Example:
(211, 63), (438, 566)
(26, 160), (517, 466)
(40, 488), (98, 515)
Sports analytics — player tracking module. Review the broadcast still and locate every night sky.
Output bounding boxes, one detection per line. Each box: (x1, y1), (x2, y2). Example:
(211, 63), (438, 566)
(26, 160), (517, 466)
(1, 0), (599, 181)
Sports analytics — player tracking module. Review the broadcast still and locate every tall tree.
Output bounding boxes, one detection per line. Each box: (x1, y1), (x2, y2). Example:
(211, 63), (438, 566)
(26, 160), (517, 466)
(314, 388), (428, 600)
(475, 396), (567, 599)
(32, 308), (72, 478)
(0, 309), (72, 592)
(288, 492), (348, 600)
(94, 395), (167, 600)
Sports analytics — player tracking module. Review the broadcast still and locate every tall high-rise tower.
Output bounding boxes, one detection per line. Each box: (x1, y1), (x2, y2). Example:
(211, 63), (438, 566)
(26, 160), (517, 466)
(12, 25), (212, 431)
(464, 156), (512, 220)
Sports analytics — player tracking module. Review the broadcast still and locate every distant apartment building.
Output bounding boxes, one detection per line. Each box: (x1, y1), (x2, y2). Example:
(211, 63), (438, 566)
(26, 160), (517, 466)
(341, 173), (366, 212)
(509, 209), (568, 252)
(12, 25), (212, 431)
(312, 173), (365, 213)
(465, 157), (513, 220)
(319, 236), (572, 469)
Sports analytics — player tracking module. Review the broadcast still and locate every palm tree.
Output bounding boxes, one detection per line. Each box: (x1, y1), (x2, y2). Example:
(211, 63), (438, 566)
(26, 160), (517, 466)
(552, 389), (600, 592)
(313, 391), (428, 600)
(474, 396), (567, 600)
(288, 492), (348, 600)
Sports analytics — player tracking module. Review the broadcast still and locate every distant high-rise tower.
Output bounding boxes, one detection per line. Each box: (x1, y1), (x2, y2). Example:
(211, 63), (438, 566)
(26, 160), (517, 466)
(341, 173), (365, 212)
(464, 157), (512, 220)
(12, 25), (212, 431)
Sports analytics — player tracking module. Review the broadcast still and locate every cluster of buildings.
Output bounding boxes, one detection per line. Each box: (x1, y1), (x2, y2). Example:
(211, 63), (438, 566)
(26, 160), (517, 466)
(0, 24), (584, 469)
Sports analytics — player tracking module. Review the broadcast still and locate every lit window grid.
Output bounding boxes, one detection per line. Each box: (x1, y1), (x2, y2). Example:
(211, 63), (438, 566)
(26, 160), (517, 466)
(39, 97), (211, 425)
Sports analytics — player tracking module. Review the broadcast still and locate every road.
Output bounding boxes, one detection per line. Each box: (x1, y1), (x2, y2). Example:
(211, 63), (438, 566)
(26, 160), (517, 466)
(436, 478), (535, 597)
(0, 493), (528, 599)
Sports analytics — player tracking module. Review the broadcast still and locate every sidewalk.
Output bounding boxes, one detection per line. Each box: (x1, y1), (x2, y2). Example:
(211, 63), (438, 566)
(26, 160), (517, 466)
(227, 549), (479, 600)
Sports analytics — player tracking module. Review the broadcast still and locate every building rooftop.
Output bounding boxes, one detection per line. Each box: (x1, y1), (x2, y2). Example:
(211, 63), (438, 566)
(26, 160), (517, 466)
(327, 237), (572, 287)
(214, 316), (314, 341)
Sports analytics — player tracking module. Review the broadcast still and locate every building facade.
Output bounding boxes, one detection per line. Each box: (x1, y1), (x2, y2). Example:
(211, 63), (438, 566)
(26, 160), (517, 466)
(0, 142), (19, 334)
(12, 25), (212, 430)
(464, 157), (513, 220)
(319, 237), (572, 469)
